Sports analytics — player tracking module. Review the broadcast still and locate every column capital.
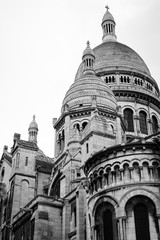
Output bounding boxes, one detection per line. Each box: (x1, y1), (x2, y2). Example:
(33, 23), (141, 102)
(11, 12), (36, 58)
(116, 216), (127, 220)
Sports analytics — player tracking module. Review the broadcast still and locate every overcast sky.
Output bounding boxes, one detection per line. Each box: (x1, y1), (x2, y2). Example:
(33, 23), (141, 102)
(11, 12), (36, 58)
(0, 0), (160, 157)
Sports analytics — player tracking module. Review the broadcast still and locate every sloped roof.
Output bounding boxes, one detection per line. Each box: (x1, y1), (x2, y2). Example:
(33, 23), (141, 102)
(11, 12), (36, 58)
(12, 140), (39, 153)
(1, 152), (12, 164)
(35, 157), (54, 174)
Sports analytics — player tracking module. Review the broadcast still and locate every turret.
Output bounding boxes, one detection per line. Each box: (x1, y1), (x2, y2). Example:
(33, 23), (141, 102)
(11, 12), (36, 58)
(102, 6), (117, 42)
(28, 115), (38, 143)
(82, 41), (95, 75)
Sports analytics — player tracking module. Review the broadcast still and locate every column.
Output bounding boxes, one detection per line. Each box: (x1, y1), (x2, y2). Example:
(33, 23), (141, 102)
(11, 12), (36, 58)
(139, 166), (143, 181)
(129, 167), (133, 181)
(120, 169), (124, 182)
(117, 217), (127, 240)
(149, 166), (153, 181)
(147, 118), (152, 135)
(133, 115), (140, 135)
(156, 215), (160, 240)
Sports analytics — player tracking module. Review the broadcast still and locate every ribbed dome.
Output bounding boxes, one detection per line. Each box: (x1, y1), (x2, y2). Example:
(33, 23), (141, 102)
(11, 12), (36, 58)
(62, 74), (117, 112)
(75, 41), (151, 80)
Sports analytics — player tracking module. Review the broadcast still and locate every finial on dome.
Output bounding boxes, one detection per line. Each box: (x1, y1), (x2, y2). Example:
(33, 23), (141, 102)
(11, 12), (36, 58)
(33, 115), (35, 121)
(86, 40), (90, 47)
(105, 5), (109, 11)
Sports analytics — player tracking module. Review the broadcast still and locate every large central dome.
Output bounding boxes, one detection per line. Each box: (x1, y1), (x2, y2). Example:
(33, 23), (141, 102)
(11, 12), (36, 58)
(75, 41), (151, 80)
(75, 6), (151, 80)
(94, 41), (150, 75)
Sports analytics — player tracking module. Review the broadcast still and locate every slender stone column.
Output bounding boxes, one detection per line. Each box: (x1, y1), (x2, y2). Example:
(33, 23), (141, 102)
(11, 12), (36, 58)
(116, 217), (127, 240)
(156, 214), (160, 240)
(149, 166), (153, 180)
(139, 166), (143, 181)
(122, 217), (127, 240)
(93, 225), (99, 240)
(120, 169), (124, 182)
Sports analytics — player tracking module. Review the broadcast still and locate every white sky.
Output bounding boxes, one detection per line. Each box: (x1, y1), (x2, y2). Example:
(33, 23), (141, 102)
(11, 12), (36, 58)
(0, 0), (160, 157)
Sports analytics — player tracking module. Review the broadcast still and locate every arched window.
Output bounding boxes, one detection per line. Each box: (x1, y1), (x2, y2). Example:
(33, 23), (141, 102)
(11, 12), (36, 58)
(16, 152), (20, 168)
(126, 196), (158, 240)
(20, 180), (29, 208)
(134, 203), (150, 240)
(139, 111), (148, 134)
(95, 202), (117, 240)
(1, 167), (5, 181)
(50, 177), (61, 198)
(82, 121), (88, 130)
(61, 129), (65, 151)
(152, 116), (158, 134)
(124, 108), (134, 132)
(25, 157), (28, 166)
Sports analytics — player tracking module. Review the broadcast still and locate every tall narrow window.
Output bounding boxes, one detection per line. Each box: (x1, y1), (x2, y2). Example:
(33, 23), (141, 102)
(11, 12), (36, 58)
(71, 199), (77, 230)
(134, 203), (150, 240)
(86, 143), (89, 153)
(16, 153), (20, 168)
(30, 219), (35, 240)
(103, 209), (113, 240)
(124, 108), (134, 132)
(152, 116), (158, 134)
(61, 130), (65, 151)
(25, 157), (28, 166)
(139, 111), (148, 134)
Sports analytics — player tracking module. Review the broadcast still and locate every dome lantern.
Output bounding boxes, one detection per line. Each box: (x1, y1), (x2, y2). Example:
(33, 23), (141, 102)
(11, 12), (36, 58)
(82, 41), (95, 75)
(102, 6), (117, 42)
(28, 115), (38, 143)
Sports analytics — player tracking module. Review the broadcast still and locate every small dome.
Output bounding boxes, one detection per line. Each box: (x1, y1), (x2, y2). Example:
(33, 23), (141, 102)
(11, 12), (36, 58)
(102, 6), (115, 24)
(83, 41), (95, 58)
(62, 41), (117, 114)
(29, 115), (38, 130)
(62, 74), (117, 113)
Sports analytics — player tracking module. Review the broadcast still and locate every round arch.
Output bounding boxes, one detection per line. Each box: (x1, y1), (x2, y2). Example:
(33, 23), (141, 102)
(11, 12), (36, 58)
(48, 169), (63, 196)
(118, 188), (160, 217)
(92, 195), (119, 240)
(92, 195), (119, 218)
(122, 105), (135, 114)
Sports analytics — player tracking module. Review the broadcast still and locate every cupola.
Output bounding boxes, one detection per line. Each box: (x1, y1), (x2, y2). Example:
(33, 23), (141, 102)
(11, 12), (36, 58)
(82, 41), (95, 75)
(101, 6), (117, 42)
(28, 115), (38, 143)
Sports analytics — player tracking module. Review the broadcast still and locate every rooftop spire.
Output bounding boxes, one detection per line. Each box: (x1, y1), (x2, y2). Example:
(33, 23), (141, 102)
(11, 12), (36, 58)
(82, 41), (95, 75)
(102, 6), (117, 42)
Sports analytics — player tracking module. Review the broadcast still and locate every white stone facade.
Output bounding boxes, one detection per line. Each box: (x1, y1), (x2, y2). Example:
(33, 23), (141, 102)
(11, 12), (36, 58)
(1, 6), (160, 240)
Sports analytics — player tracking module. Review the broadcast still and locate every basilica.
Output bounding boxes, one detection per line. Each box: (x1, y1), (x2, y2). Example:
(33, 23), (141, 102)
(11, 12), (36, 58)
(0, 6), (160, 240)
